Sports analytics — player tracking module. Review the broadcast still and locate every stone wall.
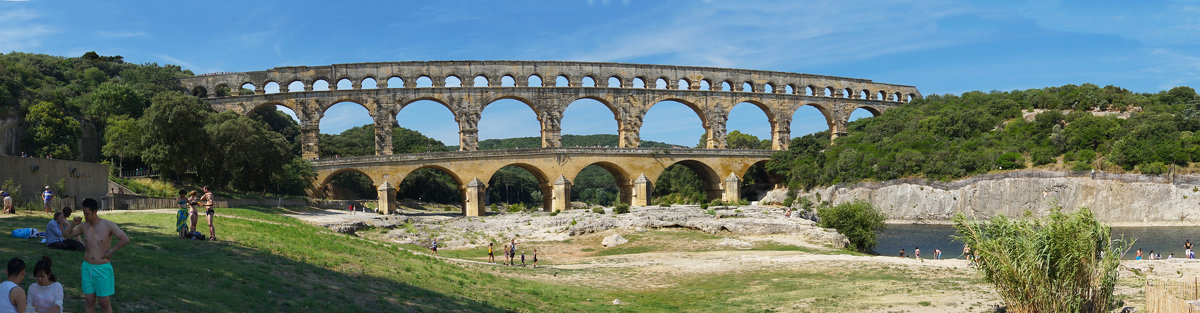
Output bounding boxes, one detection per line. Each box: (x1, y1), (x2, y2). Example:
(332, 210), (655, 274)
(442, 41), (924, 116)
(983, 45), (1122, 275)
(798, 170), (1200, 224)
(0, 117), (20, 156)
(0, 155), (108, 209)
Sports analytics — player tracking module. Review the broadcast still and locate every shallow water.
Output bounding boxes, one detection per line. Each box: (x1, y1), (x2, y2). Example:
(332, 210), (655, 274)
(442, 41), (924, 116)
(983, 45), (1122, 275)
(874, 224), (1200, 260)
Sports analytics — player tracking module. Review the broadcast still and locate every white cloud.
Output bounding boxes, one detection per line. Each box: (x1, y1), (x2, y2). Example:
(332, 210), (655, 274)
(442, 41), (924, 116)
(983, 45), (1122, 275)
(0, 8), (53, 51)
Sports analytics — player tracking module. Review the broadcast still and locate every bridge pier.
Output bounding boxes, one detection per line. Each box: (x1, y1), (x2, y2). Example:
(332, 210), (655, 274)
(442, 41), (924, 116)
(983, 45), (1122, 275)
(631, 174), (651, 206)
(551, 175), (571, 212)
(721, 173), (741, 203)
(301, 123), (320, 160)
(464, 178), (486, 216)
(377, 181), (396, 214)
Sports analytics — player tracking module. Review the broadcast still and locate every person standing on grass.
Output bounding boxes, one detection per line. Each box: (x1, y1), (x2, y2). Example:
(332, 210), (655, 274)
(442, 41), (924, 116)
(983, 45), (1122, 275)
(520, 251), (525, 267)
(63, 198), (130, 313)
(200, 186), (216, 241)
(488, 243), (495, 263)
(186, 191), (199, 233)
(430, 238), (438, 256)
(1, 190), (12, 214)
(532, 249), (538, 268)
(42, 186), (53, 213)
(26, 256), (62, 313)
(2, 258), (26, 313)
(175, 190), (190, 239)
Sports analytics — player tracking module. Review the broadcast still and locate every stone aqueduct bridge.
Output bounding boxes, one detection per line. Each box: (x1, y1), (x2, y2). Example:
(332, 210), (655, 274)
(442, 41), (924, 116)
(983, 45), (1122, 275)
(178, 61), (921, 159)
(310, 148), (773, 215)
(178, 61), (920, 215)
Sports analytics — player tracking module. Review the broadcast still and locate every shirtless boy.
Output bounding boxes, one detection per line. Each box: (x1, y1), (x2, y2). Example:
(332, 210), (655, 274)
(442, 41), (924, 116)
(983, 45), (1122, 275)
(63, 198), (130, 313)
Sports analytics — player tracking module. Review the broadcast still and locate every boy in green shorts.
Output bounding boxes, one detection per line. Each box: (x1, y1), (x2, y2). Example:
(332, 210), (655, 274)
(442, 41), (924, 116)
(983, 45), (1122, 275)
(63, 198), (130, 313)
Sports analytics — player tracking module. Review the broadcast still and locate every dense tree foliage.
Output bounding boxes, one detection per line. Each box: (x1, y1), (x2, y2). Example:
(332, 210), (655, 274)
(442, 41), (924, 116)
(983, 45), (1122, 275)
(768, 84), (1200, 189)
(0, 52), (313, 195)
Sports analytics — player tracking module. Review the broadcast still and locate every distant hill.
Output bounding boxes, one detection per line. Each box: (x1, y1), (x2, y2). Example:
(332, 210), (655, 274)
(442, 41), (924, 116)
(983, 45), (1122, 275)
(447, 134), (678, 150)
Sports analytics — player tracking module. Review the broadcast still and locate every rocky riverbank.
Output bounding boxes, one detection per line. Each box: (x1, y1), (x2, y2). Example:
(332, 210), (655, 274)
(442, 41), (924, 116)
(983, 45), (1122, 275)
(763, 170), (1200, 224)
(301, 205), (849, 249)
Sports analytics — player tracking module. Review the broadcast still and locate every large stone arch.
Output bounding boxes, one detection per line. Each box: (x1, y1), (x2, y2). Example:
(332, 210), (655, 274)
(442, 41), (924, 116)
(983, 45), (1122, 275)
(646, 159), (724, 202)
(318, 168), (376, 190)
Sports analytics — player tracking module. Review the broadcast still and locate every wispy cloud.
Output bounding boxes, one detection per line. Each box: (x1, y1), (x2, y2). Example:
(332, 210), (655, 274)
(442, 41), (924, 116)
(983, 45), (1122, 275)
(0, 8), (53, 51)
(97, 30), (146, 38)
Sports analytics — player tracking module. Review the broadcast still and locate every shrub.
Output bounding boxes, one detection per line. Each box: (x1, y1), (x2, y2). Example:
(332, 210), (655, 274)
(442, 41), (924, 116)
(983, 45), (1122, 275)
(782, 189), (797, 207)
(704, 208), (716, 216)
(996, 152), (1026, 169)
(549, 211), (559, 216)
(1031, 147), (1057, 166)
(613, 203), (630, 214)
(1136, 162), (1168, 175)
(506, 203), (526, 213)
(699, 202), (709, 210)
(569, 218), (577, 226)
(1070, 160), (1092, 171)
(953, 208), (1129, 312)
(591, 207), (604, 214)
(816, 200), (886, 252)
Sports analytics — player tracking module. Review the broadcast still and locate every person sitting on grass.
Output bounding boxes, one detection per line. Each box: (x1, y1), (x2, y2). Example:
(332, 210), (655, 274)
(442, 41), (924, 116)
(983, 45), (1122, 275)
(45, 212), (83, 251)
(2, 258), (26, 313)
(26, 256), (62, 313)
(175, 190), (189, 239)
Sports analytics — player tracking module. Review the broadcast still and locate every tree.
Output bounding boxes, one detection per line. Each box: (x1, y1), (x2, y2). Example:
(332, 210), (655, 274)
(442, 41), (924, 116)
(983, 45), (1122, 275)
(82, 82), (148, 123)
(140, 92), (212, 179)
(101, 115), (143, 167)
(22, 101), (81, 158)
(816, 200), (886, 252)
(724, 130), (770, 149)
(204, 111), (293, 192)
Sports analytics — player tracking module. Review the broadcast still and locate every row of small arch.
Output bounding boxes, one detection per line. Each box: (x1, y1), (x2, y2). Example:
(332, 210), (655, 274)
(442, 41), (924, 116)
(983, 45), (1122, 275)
(192, 74), (917, 103)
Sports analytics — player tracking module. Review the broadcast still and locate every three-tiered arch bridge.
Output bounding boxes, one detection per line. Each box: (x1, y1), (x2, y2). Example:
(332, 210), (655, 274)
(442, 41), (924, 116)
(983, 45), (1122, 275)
(179, 61), (919, 215)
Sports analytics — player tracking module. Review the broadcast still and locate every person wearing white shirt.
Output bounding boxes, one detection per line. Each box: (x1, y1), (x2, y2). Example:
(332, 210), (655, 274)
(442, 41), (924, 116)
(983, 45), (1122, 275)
(26, 256), (62, 313)
(0, 258), (26, 313)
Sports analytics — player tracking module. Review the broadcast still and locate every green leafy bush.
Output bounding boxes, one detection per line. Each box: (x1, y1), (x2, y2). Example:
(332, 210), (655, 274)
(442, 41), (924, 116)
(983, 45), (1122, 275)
(591, 207), (604, 214)
(613, 203), (630, 214)
(816, 200), (887, 252)
(1136, 162), (1168, 175)
(953, 208), (1129, 312)
(1071, 160), (1092, 171)
(996, 152), (1026, 169)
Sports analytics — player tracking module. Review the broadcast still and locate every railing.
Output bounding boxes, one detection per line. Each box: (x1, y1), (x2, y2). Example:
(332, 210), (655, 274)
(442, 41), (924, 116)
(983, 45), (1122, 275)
(1146, 279), (1200, 313)
(119, 168), (160, 178)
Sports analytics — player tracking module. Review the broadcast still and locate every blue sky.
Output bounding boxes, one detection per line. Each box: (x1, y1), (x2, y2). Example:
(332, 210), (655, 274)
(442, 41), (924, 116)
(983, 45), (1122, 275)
(3, 0), (1200, 146)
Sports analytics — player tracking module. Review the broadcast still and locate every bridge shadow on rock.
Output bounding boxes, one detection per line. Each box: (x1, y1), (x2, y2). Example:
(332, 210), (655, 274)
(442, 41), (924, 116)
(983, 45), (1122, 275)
(0, 215), (506, 313)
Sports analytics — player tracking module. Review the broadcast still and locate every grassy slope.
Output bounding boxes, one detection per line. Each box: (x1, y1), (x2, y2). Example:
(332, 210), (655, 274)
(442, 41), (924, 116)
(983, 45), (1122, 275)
(0, 208), (632, 312)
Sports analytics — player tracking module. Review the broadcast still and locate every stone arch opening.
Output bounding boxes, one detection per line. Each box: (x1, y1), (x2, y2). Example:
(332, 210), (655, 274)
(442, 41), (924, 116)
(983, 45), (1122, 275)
(572, 162), (630, 206)
(850, 106), (881, 122)
(699, 80), (711, 90)
(528, 75), (543, 87)
(805, 86), (815, 96)
(562, 98), (618, 141)
(789, 103), (835, 139)
(416, 76), (433, 87)
(742, 82), (753, 92)
(318, 101), (375, 157)
(825, 87), (834, 97)
(445, 76), (463, 87)
(336, 78), (353, 90)
(320, 169), (376, 200)
(721, 81), (732, 92)
(215, 84), (232, 97)
(396, 166), (463, 205)
(486, 164), (551, 210)
(641, 99), (706, 147)
(655, 78), (667, 89)
(480, 98), (540, 144)
(608, 76), (621, 88)
(264, 81), (280, 94)
(361, 77), (378, 89)
(191, 86), (208, 98)
(473, 75), (489, 87)
(725, 101), (773, 149)
(652, 160), (721, 204)
(632, 78), (646, 88)
(859, 89), (869, 100)
(555, 75), (569, 87)
(784, 84), (794, 94)
(499, 75), (515, 87)
(893, 92), (902, 102)
(582, 76), (596, 87)
(842, 88), (852, 98)
(387, 77), (404, 88)
(240, 83), (255, 95)
(397, 99), (459, 149)
(677, 79), (690, 90)
(740, 160), (778, 202)
(247, 104), (302, 153)
(313, 79), (331, 91)
(764, 83), (774, 93)
(906, 93), (916, 102)
(287, 80), (305, 92)
(876, 90), (886, 101)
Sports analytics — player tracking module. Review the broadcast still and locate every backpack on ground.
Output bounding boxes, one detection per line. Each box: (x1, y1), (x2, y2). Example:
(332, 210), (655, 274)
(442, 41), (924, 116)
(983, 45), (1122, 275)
(185, 231), (206, 240)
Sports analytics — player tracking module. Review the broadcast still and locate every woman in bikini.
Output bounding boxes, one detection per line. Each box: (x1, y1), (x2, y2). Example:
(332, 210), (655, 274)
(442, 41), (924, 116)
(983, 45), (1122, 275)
(187, 190), (200, 233)
(200, 186), (216, 241)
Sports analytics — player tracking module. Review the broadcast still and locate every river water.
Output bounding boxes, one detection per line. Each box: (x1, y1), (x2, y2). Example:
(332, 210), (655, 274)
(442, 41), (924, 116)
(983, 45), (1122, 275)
(875, 224), (1200, 260)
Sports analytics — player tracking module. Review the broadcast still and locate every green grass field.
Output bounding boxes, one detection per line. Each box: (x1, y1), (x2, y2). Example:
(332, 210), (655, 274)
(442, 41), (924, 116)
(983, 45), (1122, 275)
(0, 208), (635, 312)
